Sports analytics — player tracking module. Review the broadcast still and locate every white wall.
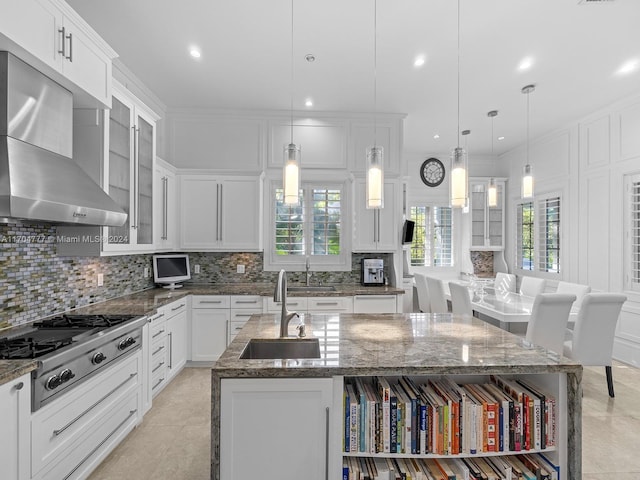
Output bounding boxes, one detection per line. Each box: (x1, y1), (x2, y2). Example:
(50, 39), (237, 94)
(499, 94), (640, 366)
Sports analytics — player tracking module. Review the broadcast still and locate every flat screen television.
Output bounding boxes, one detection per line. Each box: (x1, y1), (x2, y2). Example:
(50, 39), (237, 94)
(153, 254), (191, 289)
(402, 219), (415, 245)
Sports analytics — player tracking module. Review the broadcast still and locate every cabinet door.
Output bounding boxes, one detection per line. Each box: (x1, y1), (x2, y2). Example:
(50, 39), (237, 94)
(167, 308), (188, 377)
(0, 374), (31, 480)
(353, 294), (399, 313)
(487, 183), (504, 248)
(191, 308), (229, 362)
(470, 180), (505, 250)
(353, 180), (398, 252)
(220, 378), (333, 480)
(219, 177), (262, 251)
(134, 108), (155, 247)
(179, 176), (219, 249)
(154, 165), (176, 251)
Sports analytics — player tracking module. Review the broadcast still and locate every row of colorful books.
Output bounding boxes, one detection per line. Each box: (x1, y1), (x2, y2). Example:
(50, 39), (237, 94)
(343, 375), (556, 455)
(342, 452), (560, 480)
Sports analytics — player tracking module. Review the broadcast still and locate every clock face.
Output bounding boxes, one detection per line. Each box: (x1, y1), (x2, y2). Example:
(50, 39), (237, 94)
(420, 158), (445, 187)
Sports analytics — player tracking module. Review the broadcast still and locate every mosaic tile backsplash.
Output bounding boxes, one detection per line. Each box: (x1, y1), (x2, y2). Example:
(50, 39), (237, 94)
(470, 251), (494, 276)
(1, 221), (393, 326)
(0, 222), (154, 326)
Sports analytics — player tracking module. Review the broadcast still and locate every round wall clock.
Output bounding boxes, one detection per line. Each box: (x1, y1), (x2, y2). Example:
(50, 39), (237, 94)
(420, 157), (445, 187)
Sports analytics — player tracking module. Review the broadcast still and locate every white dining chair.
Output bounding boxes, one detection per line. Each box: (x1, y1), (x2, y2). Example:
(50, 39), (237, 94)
(519, 276), (547, 297)
(449, 281), (473, 316)
(414, 273), (431, 313)
(426, 276), (448, 313)
(563, 293), (627, 397)
(525, 293), (576, 354)
(556, 281), (591, 311)
(494, 272), (516, 293)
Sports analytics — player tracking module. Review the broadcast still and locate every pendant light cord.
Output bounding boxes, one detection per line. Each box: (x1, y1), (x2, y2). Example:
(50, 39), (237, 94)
(526, 88), (530, 166)
(456, 0), (460, 149)
(373, 0), (377, 148)
(290, 0), (294, 144)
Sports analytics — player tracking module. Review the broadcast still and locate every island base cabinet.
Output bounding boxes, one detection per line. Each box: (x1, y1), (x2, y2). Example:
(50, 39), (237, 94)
(0, 373), (30, 480)
(219, 378), (341, 480)
(191, 296), (230, 362)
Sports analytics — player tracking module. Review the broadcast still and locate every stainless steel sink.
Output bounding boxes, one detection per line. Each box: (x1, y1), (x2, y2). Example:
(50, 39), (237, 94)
(239, 338), (321, 359)
(287, 286), (336, 292)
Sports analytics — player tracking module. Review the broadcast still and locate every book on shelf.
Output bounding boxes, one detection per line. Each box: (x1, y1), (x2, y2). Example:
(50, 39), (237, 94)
(398, 377), (420, 454)
(486, 456), (513, 480)
(489, 376), (530, 451)
(504, 455), (537, 480)
(354, 378), (369, 453)
(483, 382), (515, 452)
(373, 457), (392, 480)
(516, 379), (556, 449)
(535, 453), (560, 480)
(376, 377), (393, 453)
(445, 458), (469, 480)
(460, 384), (485, 454)
(419, 383), (447, 455)
(433, 457), (457, 480)
(344, 384), (351, 452)
(363, 380), (381, 454)
(346, 382), (360, 452)
(474, 456), (502, 480)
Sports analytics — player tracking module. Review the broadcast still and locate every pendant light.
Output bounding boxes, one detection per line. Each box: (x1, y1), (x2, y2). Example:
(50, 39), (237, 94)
(366, 0), (383, 209)
(450, 0), (468, 209)
(521, 84), (535, 199)
(487, 110), (498, 208)
(283, 0), (300, 205)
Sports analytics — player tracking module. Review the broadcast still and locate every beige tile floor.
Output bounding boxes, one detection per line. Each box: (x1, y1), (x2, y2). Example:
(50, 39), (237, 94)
(88, 362), (640, 480)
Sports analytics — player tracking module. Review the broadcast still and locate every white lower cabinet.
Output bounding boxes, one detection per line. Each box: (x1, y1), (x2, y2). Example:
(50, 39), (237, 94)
(191, 295), (230, 362)
(0, 373), (30, 480)
(307, 297), (354, 315)
(220, 377), (341, 480)
(166, 300), (188, 380)
(353, 294), (399, 313)
(229, 295), (263, 345)
(30, 350), (142, 480)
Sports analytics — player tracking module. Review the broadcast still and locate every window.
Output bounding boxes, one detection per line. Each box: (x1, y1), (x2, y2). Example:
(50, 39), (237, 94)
(625, 173), (640, 291)
(409, 206), (453, 267)
(267, 180), (350, 271)
(516, 195), (561, 274)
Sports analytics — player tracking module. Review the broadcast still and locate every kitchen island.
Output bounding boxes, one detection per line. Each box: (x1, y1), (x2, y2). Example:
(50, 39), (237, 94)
(212, 312), (583, 480)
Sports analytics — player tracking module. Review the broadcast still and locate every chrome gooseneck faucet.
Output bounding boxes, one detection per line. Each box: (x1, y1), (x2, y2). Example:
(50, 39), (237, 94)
(274, 269), (299, 338)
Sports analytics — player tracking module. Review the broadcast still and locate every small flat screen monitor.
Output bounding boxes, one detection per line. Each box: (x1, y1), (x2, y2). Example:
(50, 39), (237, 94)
(402, 220), (415, 245)
(153, 254), (191, 289)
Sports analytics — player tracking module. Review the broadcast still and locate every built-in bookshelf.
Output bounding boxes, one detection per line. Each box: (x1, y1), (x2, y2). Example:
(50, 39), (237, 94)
(342, 374), (562, 480)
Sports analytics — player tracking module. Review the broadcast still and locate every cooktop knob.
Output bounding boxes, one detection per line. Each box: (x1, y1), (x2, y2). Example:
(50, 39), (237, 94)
(59, 369), (75, 383)
(118, 336), (137, 350)
(92, 352), (106, 364)
(45, 375), (61, 390)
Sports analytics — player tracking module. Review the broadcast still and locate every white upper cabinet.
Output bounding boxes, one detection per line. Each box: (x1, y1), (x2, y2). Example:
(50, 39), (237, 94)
(350, 121), (403, 175)
(179, 175), (262, 251)
(154, 159), (177, 252)
(352, 179), (398, 252)
(0, 0), (115, 107)
(470, 178), (506, 250)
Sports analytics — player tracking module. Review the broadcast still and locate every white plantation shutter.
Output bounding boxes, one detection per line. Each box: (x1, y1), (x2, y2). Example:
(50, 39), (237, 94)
(409, 206), (453, 267)
(516, 202), (534, 270)
(626, 174), (640, 291)
(537, 196), (561, 273)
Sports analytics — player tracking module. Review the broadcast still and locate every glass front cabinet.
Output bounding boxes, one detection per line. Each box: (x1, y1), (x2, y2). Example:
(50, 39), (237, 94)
(470, 178), (506, 250)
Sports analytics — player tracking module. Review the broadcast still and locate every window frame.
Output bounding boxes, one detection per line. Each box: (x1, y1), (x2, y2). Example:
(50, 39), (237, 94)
(264, 176), (352, 272)
(408, 204), (454, 268)
(624, 172), (640, 292)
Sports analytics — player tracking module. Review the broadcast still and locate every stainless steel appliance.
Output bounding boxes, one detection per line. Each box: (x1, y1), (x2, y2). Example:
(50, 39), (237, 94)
(0, 51), (127, 226)
(0, 313), (146, 410)
(362, 258), (385, 286)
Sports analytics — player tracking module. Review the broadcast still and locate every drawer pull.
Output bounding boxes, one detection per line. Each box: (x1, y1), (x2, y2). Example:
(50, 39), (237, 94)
(198, 300), (223, 304)
(151, 313), (165, 321)
(315, 302), (339, 306)
(171, 304), (185, 311)
(234, 326), (243, 331)
(152, 362), (165, 373)
(53, 373), (137, 437)
(63, 409), (138, 480)
(234, 313), (253, 318)
(152, 345), (165, 356)
(152, 329), (165, 339)
(153, 378), (164, 390)
(235, 300), (259, 304)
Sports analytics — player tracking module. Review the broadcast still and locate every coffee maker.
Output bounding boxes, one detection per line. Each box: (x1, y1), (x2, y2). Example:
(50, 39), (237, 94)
(361, 258), (385, 285)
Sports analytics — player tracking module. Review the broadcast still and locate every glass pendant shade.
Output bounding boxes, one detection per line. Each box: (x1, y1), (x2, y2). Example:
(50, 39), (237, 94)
(283, 143), (300, 205)
(450, 146), (468, 208)
(522, 164), (534, 199)
(487, 177), (498, 207)
(366, 146), (384, 209)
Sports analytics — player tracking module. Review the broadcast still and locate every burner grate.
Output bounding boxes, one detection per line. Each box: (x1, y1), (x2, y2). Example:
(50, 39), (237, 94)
(0, 336), (74, 359)
(34, 314), (137, 329)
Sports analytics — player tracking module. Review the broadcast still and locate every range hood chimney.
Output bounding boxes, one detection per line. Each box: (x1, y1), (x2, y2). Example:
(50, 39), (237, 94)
(0, 52), (127, 227)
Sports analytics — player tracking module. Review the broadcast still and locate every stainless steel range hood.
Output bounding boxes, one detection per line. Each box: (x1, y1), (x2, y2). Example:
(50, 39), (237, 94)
(0, 52), (127, 227)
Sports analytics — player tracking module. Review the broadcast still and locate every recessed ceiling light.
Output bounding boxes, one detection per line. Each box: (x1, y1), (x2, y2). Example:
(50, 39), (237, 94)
(433, 134), (440, 140)
(518, 57), (534, 71)
(616, 59), (639, 75)
(305, 98), (313, 107)
(189, 48), (201, 59)
(414, 55), (426, 68)
(498, 136), (505, 141)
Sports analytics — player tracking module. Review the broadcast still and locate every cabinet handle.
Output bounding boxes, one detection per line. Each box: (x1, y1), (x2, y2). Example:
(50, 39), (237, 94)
(152, 329), (165, 339)
(168, 332), (173, 369)
(58, 27), (66, 57)
(152, 345), (165, 355)
(151, 313), (165, 321)
(171, 304), (185, 311)
(315, 302), (339, 306)
(325, 407), (330, 480)
(15, 381), (24, 391)
(162, 176), (169, 240)
(199, 300), (223, 304)
(66, 32), (73, 62)
(53, 373), (137, 437)
(234, 300), (259, 304)
(134, 126), (140, 229)
(234, 313), (253, 318)
(63, 409), (138, 480)
(153, 378), (164, 390)
(152, 361), (165, 373)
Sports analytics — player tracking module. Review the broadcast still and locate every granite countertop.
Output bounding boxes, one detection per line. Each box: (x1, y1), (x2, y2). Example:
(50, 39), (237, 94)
(0, 359), (39, 385)
(213, 312), (582, 378)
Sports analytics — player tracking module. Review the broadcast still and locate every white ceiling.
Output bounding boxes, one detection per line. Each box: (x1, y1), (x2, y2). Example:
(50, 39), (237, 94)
(67, 0), (640, 157)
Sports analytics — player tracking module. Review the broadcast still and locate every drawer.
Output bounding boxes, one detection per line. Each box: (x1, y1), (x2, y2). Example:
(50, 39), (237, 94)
(228, 321), (247, 343)
(31, 352), (141, 476)
(151, 366), (167, 395)
(264, 297), (308, 313)
(164, 299), (187, 318)
(150, 318), (168, 341)
(150, 341), (167, 374)
(230, 295), (262, 309)
(307, 297), (353, 312)
(192, 295), (230, 309)
(230, 309), (261, 323)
